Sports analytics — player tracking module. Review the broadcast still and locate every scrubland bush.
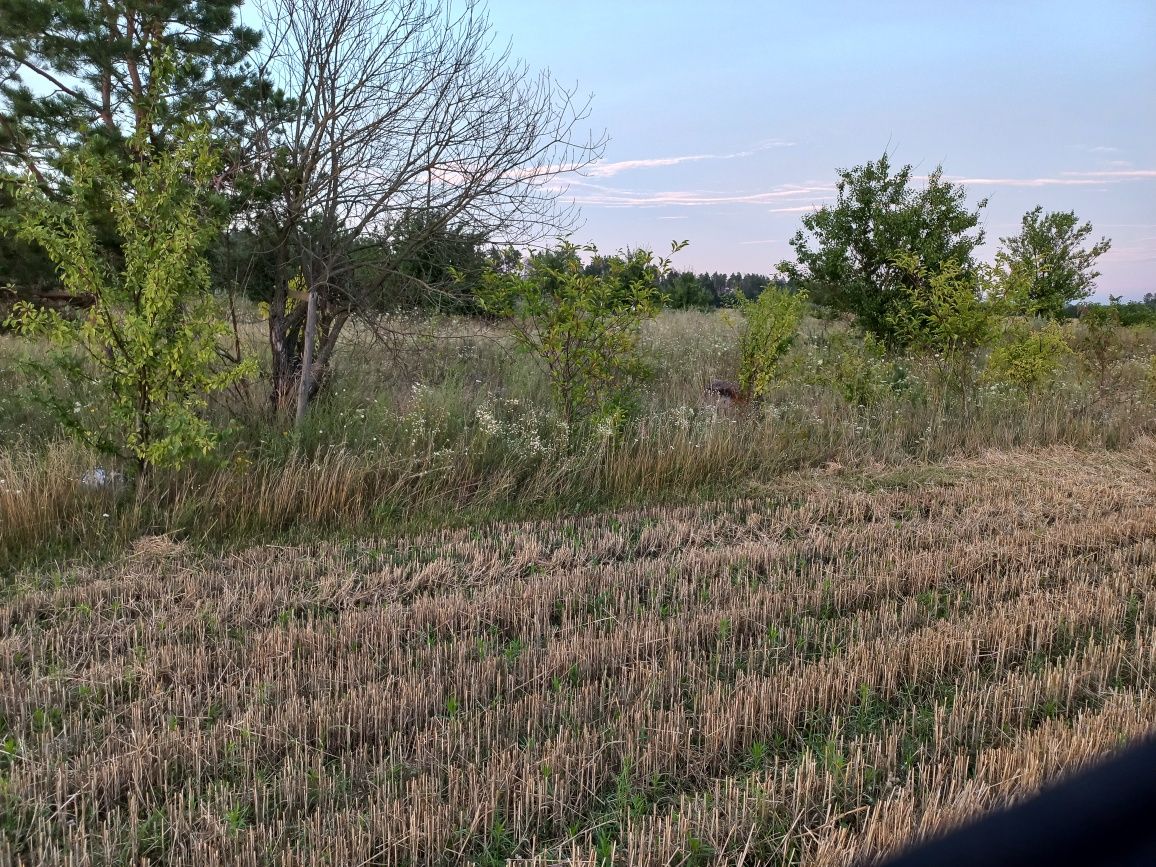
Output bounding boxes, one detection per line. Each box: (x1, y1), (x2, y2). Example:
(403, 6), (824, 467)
(737, 284), (805, 399)
(476, 241), (684, 430)
(3, 117), (254, 471)
(1066, 305), (1143, 399)
(889, 256), (998, 406)
(984, 321), (1072, 394)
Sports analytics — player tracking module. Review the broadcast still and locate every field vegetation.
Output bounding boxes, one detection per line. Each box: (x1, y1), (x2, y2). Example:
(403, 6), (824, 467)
(3, 0), (1156, 863)
(4, 303), (1156, 569)
(3, 442), (1155, 864)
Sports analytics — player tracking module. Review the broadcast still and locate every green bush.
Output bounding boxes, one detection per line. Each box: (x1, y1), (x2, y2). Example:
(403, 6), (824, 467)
(794, 327), (902, 408)
(984, 321), (1071, 393)
(737, 285), (805, 400)
(778, 153), (986, 347)
(4, 119), (255, 470)
(476, 241), (684, 430)
(889, 255), (997, 399)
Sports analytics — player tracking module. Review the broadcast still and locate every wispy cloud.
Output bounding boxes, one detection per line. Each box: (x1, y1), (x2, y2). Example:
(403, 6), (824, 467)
(949, 169), (1156, 188)
(954, 176), (1107, 187)
(1107, 241), (1156, 264)
(1068, 144), (1121, 154)
(585, 139), (795, 178)
(1061, 169), (1156, 179)
(567, 182), (833, 208)
(586, 155), (715, 177)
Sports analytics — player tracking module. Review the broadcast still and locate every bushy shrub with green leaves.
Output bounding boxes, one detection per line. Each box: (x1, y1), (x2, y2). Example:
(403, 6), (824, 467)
(4, 120), (255, 470)
(1066, 304), (1134, 396)
(889, 255), (997, 398)
(475, 240), (684, 430)
(777, 153), (986, 348)
(995, 206), (1111, 319)
(984, 321), (1071, 394)
(737, 285), (805, 400)
(796, 328), (904, 408)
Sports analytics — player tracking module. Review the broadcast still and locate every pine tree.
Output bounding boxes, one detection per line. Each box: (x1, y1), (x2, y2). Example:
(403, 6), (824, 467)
(0, 0), (266, 294)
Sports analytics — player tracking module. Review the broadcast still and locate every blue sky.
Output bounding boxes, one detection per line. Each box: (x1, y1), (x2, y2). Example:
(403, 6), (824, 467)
(485, 0), (1156, 297)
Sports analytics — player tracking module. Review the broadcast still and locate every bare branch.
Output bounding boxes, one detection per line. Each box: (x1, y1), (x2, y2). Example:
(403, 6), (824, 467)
(245, 0), (605, 411)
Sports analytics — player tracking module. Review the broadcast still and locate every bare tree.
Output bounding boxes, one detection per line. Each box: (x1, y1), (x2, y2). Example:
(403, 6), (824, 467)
(246, 0), (605, 415)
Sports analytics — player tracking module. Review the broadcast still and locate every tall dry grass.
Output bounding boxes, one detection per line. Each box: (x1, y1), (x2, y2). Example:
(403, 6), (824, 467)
(2, 309), (1155, 568)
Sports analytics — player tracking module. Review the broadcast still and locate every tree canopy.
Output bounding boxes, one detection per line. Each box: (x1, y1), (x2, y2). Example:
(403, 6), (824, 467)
(996, 206), (1111, 319)
(778, 153), (987, 347)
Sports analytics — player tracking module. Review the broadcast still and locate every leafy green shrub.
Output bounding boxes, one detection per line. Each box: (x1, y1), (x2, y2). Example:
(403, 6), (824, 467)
(1066, 304), (1133, 396)
(737, 285), (805, 399)
(791, 327), (901, 408)
(984, 321), (1071, 393)
(4, 120), (255, 470)
(995, 206), (1111, 319)
(889, 255), (997, 398)
(476, 241), (684, 429)
(777, 153), (986, 347)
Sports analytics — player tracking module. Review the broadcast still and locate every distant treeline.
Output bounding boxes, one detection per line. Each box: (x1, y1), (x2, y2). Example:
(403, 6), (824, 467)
(1063, 294), (1156, 325)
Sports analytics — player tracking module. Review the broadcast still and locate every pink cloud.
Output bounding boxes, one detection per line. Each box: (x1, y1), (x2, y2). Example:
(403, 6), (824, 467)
(584, 140), (795, 178)
(568, 183), (833, 208)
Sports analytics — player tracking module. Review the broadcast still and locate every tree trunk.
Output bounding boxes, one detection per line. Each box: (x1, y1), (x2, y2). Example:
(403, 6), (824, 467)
(294, 285), (319, 427)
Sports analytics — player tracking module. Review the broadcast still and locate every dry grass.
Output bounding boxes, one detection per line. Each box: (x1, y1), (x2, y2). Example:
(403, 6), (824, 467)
(4, 309), (1156, 569)
(2, 440), (1154, 865)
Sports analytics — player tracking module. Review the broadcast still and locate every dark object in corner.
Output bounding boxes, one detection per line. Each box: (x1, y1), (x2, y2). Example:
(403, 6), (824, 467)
(876, 735), (1156, 867)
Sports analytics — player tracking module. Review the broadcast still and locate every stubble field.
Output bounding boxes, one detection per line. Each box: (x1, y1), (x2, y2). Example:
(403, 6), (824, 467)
(2, 442), (1155, 865)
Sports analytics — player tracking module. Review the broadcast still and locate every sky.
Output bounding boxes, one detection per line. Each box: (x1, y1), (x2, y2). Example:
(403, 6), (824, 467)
(483, 0), (1156, 298)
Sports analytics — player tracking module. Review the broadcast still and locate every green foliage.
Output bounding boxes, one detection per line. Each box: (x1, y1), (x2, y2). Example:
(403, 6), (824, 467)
(1108, 302), (1156, 327)
(778, 152), (986, 347)
(383, 209), (491, 312)
(0, 0), (262, 178)
(984, 321), (1072, 393)
(4, 119), (255, 470)
(665, 271), (715, 310)
(476, 240), (684, 429)
(1067, 304), (1134, 396)
(889, 255), (998, 394)
(794, 327), (902, 407)
(737, 284), (805, 399)
(996, 206), (1112, 319)
(0, 182), (58, 303)
(0, 0), (267, 304)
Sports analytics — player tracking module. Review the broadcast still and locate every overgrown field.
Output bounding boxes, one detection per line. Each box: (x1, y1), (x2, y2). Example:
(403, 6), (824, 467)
(4, 309), (1156, 568)
(3, 441), (1154, 865)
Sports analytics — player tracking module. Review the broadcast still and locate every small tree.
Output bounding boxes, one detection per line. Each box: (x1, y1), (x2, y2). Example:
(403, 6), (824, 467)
(778, 153), (987, 348)
(1067, 303), (1133, 400)
(889, 255), (998, 403)
(996, 206), (1111, 319)
(984, 321), (1071, 395)
(737, 285), (806, 400)
(5, 121), (255, 470)
(476, 241), (684, 429)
